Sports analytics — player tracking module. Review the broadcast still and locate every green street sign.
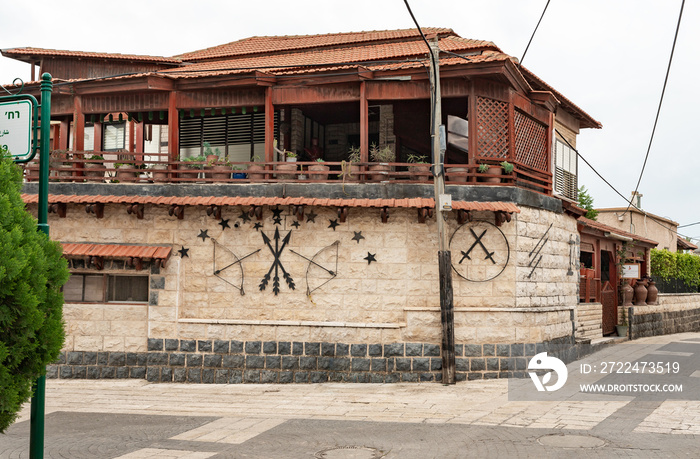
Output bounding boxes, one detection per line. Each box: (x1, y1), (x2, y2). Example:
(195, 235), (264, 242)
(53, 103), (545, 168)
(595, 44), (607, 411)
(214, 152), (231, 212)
(0, 98), (34, 160)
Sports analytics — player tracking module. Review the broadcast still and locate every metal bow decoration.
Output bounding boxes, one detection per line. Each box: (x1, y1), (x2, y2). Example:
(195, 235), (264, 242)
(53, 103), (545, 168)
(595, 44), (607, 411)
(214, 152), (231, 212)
(290, 240), (340, 297)
(211, 238), (260, 295)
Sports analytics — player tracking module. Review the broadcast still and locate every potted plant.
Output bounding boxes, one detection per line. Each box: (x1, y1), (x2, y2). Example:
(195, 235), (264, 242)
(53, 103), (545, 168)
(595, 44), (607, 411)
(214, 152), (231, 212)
(150, 161), (169, 182)
(83, 154), (105, 182)
(338, 146), (361, 182)
(275, 152), (297, 180)
(114, 161), (137, 182)
(616, 307), (629, 337)
(308, 158), (330, 180)
(406, 153), (430, 181)
(446, 164), (468, 183)
(180, 155), (206, 182)
(477, 162), (502, 183)
(285, 151), (298, 162)
(247, 155), (266, 180)
(500, 160), (514, 175)
(203, 142), (221, 165)
(368, 143), (394, 181)
(232, 165), (247, 179)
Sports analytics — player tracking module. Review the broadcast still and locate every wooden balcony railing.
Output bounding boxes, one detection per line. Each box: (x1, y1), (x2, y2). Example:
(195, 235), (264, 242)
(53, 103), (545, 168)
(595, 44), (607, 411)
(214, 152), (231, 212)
(21, 151), (553, 195)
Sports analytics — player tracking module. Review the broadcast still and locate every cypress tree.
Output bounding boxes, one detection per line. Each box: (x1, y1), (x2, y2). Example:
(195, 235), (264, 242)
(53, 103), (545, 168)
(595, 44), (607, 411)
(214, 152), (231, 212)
(0, 155), (68, 432)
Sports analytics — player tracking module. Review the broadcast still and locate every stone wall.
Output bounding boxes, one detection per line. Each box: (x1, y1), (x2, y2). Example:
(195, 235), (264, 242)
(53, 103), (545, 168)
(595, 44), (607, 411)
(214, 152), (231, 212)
(629, 293), (700, 338)
(29, 185), (581, 382)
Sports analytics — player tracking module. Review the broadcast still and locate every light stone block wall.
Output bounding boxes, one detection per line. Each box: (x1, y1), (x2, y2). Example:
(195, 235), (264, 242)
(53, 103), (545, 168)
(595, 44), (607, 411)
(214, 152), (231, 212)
(42, 201), (580, 352)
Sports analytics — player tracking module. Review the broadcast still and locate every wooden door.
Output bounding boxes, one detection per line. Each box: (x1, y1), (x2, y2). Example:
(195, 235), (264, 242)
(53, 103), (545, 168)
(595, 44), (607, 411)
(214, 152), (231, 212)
(601, 281), (617, 335)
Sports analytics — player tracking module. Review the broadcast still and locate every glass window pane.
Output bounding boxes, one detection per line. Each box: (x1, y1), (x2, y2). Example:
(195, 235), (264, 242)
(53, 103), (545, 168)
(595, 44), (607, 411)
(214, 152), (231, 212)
(108, 276), (149, 302)
(63, 274), (84, 302)
(83, 275), (105, 302)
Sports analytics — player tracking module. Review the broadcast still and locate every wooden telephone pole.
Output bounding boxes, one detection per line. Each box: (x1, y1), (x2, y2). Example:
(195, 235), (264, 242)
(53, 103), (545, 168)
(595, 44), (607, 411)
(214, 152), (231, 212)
(429, 41), (456, 384)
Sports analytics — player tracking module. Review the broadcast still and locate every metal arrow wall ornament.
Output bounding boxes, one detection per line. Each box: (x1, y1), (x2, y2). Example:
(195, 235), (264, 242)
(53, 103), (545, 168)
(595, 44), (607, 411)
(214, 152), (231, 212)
(259, 228), (295, 295)
(211, 238), (260, 295)
(290, 240), (340, 297)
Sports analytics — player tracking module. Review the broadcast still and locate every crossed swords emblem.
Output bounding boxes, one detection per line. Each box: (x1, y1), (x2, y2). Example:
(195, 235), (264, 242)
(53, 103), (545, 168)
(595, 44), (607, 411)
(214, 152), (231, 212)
(459, 228), (496, 265)
(259, 228), (295, 295)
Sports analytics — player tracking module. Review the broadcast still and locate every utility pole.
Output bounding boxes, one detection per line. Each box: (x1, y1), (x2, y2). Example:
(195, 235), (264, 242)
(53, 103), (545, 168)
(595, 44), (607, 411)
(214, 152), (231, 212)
(429, 41), (455, 384)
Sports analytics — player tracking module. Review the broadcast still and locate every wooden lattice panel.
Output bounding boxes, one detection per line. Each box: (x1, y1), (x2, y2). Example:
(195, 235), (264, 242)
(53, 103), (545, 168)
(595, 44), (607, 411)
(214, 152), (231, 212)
(515, 111), (548, 171)
(476, 97), (509, 159)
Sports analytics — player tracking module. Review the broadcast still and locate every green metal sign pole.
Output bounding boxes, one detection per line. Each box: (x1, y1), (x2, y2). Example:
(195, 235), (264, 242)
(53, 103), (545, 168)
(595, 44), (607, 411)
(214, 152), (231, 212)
(29, 73), (52, 459)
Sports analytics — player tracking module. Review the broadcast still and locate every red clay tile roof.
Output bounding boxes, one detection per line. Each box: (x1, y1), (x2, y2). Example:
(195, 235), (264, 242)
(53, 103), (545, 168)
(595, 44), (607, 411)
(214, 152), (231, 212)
(163, 35), (504, 78)
(578, 217), (657, 246)
(61, 242), (172, 261)
(176, 28), (465, 61)
(1, 47), (181, 64)
(21, 193), (520, 214)
(677, 236), (698, 251)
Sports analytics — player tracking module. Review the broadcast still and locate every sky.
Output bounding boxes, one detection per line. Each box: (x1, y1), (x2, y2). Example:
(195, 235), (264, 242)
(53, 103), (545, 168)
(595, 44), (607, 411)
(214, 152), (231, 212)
(1, 0), (698, 241)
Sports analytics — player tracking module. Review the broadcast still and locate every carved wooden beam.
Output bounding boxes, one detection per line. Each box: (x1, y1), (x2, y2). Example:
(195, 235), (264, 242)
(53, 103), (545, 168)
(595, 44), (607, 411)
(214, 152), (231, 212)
(248, 205), (263, 221)
(168, 204), (184, 219)
(85, 203), (104, 219)
(380, 207), (389, 223)
(127, 204), (145, 219)
(128, 256), (143, 271)
(88, 256), (104, 270)
(206, 204), (222, 220)
(457, 209), (471, 225)
(417, 207), (433, 224)
(48, 203), (67, 218)
(337, 207), (348, 223)
(292, 205), (304, 221)
(494, 211), (512, 227)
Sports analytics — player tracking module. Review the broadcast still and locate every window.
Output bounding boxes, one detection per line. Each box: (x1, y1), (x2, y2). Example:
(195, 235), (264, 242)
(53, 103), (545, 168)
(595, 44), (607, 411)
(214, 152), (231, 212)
(63, 273), (149, 303)
(103, 122), (126, 151)
(554, 138), (577, 200)
(179, 111), (278, 163)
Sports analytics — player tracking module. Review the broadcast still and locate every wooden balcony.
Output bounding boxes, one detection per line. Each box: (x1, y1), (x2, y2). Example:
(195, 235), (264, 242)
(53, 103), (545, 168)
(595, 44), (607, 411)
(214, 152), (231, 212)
(22, 151), (552, 195)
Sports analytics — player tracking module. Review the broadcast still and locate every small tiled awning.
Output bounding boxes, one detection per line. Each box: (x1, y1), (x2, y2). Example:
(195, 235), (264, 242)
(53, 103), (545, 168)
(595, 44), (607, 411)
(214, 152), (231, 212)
(22, 193), (521, 213)
(61, 243), (171, 270)
(677, 236), (698, 251)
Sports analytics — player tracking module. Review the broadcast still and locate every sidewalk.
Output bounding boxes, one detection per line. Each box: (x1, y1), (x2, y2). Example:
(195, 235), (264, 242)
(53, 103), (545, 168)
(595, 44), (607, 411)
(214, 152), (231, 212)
(3, 332), (699, 458)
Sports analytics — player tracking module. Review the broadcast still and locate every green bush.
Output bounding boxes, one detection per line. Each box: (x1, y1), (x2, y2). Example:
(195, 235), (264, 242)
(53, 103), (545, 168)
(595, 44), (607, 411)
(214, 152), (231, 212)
(0, 156), (69, 432)
(650, 248), (700, 289)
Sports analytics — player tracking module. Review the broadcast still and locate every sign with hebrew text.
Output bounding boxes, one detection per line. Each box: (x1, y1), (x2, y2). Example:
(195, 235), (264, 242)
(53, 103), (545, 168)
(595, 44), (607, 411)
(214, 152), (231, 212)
(0, 99), (33, 160)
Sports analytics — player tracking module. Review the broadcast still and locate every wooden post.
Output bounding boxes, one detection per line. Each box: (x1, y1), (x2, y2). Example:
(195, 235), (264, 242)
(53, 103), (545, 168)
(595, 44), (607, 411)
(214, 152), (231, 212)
(167, 91), (179, 166)
(429, 41), (456, 384)
(265, 87), (275, 179)
(72, 95), (84, 152)
(93, 120), (102, 152)
(59, 120), (69, 150)
(360, 81), (369, 166)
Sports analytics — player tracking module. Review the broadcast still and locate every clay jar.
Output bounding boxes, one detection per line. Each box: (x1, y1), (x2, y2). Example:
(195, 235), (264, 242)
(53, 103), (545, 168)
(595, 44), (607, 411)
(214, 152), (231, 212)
(633, 279), (648, 306)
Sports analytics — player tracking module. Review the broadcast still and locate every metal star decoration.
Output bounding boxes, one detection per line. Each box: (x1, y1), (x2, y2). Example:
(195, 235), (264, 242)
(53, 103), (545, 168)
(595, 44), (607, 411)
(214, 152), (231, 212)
(328, 219), (340, 231)
(306, 210), (318, 223)
(364, 252), (377, 265)
(253, 222), (263, 231)
(273, 216), (282, 225)
(178, 246), (190, 258)
(198, 229), (209, 241)
(238, 211), (251, 223)
(291, 221), (301, 229)
(271, 207), (284, 220)
(219, 218), (231, 230)
(351, 231), (365, 244)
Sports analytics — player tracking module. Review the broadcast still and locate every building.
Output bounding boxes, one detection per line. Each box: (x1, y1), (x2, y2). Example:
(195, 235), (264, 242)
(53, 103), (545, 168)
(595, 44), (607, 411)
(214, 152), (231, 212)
(5, 28), (652, 383)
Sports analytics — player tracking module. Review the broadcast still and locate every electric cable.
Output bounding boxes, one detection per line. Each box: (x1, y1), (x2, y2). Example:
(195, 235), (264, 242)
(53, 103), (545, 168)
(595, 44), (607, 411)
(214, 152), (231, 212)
(622, 0), (685, 216)
(520, 0), (551, 65)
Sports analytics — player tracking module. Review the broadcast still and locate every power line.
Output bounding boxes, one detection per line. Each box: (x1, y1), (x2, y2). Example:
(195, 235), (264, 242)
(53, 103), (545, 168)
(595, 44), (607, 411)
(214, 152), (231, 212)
(622, 0), (685, 216)
(520, 0), (551, 65)
(555, 128), (696, 243)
